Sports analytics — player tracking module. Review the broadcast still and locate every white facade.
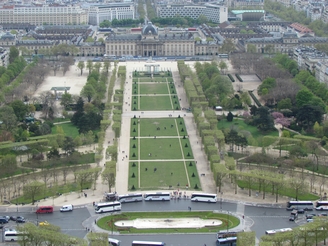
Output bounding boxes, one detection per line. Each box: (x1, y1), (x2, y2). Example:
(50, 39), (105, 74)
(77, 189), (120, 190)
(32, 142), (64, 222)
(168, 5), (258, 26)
(0, 5), (88, 25)
(157, 3), (228, 23)
(88, 3), (135, 25)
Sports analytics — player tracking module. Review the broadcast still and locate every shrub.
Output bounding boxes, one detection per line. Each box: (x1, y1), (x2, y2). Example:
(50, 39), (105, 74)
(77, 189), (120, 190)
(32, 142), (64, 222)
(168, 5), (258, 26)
(227, 74), (235, 82)
(235, 74), (243, 82)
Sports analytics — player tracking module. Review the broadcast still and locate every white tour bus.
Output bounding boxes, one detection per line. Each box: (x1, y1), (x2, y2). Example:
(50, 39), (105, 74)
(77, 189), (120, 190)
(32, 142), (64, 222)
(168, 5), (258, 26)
(118, 193), (143, 203)
(4, 230), (20, 242)
(316, 201), (328, 211)
(286, 201), (314, 211)
(191, 193), (217, 203)
(144, 192), (171, 201)
(95, 201), (121, 213)
(265, 228), (293, 235)
(108, 237), (121, 246)
(132, 240), (165, 246)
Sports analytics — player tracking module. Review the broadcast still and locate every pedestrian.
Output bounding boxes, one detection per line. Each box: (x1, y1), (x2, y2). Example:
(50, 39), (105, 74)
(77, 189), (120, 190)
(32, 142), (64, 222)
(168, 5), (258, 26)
(95, 219), (96, 224)
(188, 206), (191, 211)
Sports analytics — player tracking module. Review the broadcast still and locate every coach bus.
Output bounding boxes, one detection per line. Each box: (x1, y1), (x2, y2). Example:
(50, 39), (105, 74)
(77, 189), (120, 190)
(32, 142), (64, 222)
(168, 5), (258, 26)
(144, 192), (171, 201)
(286, 201), (314, 211)
(191, 193), (217, 203)
(95, 201), (121, 213)
(316, 201), (328, 211)
(118, 193), (143, 203)
(132, 241), (165, 246)
(216, 237), (237, 246)
(265, 228), (293, 235)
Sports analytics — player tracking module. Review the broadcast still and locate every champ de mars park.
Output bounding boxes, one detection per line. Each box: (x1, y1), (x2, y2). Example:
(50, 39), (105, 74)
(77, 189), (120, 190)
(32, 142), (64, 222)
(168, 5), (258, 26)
(3, 50), (328, 245)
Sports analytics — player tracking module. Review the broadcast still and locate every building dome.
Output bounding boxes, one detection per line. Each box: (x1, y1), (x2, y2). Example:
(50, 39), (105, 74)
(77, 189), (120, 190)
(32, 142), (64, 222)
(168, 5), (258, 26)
(142, 22), (158, 36)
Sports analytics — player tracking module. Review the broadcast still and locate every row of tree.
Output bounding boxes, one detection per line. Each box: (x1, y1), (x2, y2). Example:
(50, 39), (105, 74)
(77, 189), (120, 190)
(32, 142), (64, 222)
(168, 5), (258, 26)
(99, 18), (145, 28)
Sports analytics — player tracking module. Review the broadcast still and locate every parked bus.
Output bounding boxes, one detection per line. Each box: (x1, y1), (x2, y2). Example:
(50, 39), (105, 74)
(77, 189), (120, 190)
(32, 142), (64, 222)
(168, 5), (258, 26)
(216, 237), (237, 246)
(316, 201), (328, 211)
(118, 193), (143, 203)
(286, 201), (314, 211)
(4, 230), (22, 242)
(132, 241), (165, 246)
(144, 192), (171, 201)
(95, 201), (121, 214)
(191, 193), (217, 203)
(108, 237), (121, 246)
(265, 228), (293, 235)
(36, 206), (53, 214)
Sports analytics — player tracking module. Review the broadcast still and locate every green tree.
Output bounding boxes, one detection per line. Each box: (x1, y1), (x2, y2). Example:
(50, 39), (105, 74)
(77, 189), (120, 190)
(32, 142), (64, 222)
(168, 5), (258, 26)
(9, 46), (19, 63)
(218, 61), (227, 74)
(0, 105), (17, 132)
(77, 61), (85, 75)
(62, 136), (75, 155)
(101, 169), (116, 192)
(75, 169), (92, 192)
(86, 60), (93, 74)
(81, 84), (96, 102)
(247, 44), (257, 53)
(10, 100), (28, 121)
(253, 106), (275, 132)
(23, 181), (44, 205)
(226, 111), (234, 122)
(60, 92), (73, 110)
(296, 104), (324, 130)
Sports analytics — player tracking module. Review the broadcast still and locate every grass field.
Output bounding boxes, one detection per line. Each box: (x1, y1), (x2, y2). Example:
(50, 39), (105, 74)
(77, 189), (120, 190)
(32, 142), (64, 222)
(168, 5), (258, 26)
(139, 83), (170, 94)
(129, 117), (198, 190)
(131, 118), (187, 137)
(217, 118), (278, 147)
(52, 122), (79, 138)
(97, 211), (240, 234)
(139, 96), (174, 110)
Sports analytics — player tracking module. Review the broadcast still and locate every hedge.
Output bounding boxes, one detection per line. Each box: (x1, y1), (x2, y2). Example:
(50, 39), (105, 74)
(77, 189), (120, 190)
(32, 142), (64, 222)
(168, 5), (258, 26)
(227, 74), (235, 82)
(235, 74), (243, 82)
(248, 91), (262, 107)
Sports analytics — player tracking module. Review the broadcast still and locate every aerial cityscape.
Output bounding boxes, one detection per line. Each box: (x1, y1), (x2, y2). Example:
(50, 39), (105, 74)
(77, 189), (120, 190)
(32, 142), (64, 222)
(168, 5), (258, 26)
(1, 0), (328, 245)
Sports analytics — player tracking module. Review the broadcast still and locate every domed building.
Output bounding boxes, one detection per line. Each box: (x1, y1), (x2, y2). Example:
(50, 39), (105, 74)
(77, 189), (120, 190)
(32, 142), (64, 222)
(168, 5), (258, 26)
(105, 22), (219, 57)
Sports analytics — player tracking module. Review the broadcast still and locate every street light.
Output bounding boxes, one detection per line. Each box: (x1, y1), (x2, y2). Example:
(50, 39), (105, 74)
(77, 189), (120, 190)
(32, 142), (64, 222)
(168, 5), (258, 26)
(227, 212), (230, 232)
(36, 204), (39, 226)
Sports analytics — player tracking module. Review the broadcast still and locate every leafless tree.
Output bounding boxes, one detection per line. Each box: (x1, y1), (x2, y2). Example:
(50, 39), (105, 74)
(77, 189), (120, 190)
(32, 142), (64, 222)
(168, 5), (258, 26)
(38, 91), (57, 119)
(61, 57), (74, 76)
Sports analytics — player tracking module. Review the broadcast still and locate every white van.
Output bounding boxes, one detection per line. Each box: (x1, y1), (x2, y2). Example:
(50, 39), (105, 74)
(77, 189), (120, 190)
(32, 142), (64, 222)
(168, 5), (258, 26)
(108, 237), (121, 246)
(60, 204), (73, 212)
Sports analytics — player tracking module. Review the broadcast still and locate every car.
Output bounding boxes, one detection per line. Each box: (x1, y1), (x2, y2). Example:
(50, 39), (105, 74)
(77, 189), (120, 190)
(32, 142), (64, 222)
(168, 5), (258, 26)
(306, 215), (313, 219)
(289, 216), (296, 221)
(297, 209), (305, 214)
(10, 216), (17, 221)
(319, 213), (328, 216)
(16, 216), (25, 223)
(39, 221), (50, 226)
(0, 217), (8, 224)
(307, 218), (314, 223)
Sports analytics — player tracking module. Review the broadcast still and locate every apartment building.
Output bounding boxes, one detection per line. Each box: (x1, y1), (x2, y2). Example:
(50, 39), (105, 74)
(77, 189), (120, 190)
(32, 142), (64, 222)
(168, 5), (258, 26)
(156, 3), (228, 23)
(87, 3), (135, 26)
(0, 4), (88, 25)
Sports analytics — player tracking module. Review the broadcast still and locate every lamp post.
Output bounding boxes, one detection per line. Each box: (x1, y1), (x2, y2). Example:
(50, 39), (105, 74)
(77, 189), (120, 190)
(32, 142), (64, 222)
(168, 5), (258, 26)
(111, 212), (114, 235)
(36, 204), (39, 226)
(220, 192), (223, 211)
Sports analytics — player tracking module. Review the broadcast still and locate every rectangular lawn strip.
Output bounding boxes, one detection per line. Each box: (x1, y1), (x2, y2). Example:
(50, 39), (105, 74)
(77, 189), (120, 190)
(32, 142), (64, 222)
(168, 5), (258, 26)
(138, 77), (153, 82)
(97, 211), (240, 234)
(128, 161), (139, 190)
(139, 118), (180, 137)
(171, 96), (180, 110)
(186, 161), (201, 190)
(180, 138), (194, 159)
(131, 95), (139, 111)
(167, 78), (174, 82)
(138, 138), (183, 160)
(217, 119), (278, 147)
(237, 180), (320, 200)
(51, 122), (79, 138)
(129, 138), (139, 160)
(132, 83), (139, 95)
(130, 119), (139, 137)
(139, 83), (169, 94)
(139, 96), (173, 110)
(139, 161), (188, 189)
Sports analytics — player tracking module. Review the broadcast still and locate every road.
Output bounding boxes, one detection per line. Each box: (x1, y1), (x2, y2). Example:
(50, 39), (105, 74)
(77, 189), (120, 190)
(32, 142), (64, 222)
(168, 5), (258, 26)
(0, 200), (309, 245)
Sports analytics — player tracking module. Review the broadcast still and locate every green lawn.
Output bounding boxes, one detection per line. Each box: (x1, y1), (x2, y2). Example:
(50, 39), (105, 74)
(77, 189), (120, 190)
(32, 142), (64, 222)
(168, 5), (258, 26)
(131, 118), (187, 137)
(139, 83), (170, 94)
(52, 122), (79, 138)
(139, 96), (173, 110)
(217, 119), (278, 147)
(97, 211), (240, 234)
